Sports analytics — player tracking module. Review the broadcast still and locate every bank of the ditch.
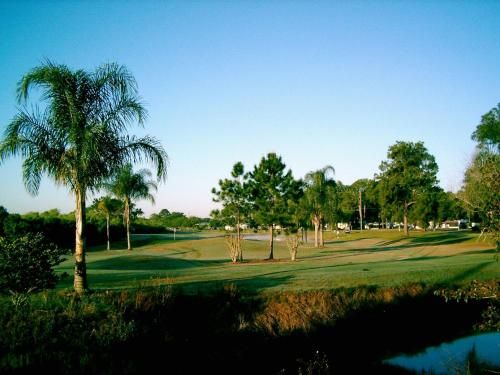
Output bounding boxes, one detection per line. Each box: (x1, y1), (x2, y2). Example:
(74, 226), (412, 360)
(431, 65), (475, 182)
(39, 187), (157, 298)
(0, 281), (498, 374)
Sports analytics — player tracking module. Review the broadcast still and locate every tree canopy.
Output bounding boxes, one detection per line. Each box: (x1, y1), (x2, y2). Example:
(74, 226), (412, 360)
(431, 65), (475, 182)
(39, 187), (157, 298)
(106, 164), (158, 250)
(377, 141), (439, 235)
(247, 153), (299, 259)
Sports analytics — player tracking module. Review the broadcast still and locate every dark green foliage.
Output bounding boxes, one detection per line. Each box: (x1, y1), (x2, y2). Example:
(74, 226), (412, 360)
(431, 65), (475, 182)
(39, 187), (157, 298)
(0, 233), (68, 293)
(211, 161), (250, 227)
(247, 153), (299, 227)
(472, 103), (500, 152)
(377, 141), (439, 234)
(460, 104), (500, 252)
(1, 210), (125, 249)
(0, 206), (8, 236)
(148, 210), (208, 229)
(247, 153), (301, 258)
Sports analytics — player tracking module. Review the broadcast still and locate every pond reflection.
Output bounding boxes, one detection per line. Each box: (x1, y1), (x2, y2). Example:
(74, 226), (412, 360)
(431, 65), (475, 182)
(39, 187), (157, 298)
(385, 332), (500, 374)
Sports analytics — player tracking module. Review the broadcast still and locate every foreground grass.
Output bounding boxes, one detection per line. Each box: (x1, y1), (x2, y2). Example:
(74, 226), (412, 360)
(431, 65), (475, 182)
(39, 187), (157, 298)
(56, 230), (498, 292)
(1, 281), (498, 375)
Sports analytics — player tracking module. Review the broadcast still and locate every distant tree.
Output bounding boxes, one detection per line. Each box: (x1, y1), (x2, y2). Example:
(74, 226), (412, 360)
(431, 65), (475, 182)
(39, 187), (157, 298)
(0, 61), (168, 293)
(95, 196), (122, 250)
(247, 153), (298, 259)
(212, 162), (250, 262)
(410, 187), (443, 230)
(209, 209), (225, 230)
(303, 166), (336, 247)
(107, 164), (158, 250)
(377, 141), (439, 236)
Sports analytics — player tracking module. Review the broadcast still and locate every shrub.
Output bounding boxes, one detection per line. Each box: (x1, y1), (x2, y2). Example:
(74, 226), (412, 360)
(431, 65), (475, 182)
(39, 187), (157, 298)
(0, 233), (68, 294)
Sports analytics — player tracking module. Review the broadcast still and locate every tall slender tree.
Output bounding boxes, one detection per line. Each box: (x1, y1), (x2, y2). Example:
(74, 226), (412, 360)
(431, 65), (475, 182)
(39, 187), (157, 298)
(212, 162), (249, 262)
(107, 164), (158, 251)
(247, 153), (297, 260)
(0, 61), (168, 293)
(95, 196), (122, 250)
(377, 141), (438, 236)
(304, 166), (336, 247)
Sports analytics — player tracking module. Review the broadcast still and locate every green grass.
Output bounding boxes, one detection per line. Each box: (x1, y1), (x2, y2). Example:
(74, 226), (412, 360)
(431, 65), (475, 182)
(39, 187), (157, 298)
(56, 229), (499, 292)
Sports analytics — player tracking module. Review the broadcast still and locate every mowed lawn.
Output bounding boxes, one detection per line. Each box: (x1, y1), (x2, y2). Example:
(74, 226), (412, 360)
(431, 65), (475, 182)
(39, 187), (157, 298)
(56, 230), (499, 293)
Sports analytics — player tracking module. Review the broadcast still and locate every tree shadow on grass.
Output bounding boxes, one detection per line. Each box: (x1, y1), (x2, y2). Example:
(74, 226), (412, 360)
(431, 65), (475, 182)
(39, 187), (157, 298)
(406, 231), (472, 245)
(88, 254), (227, 271)
(89, 232), (223, 252)
(175, 274), (295, 294)
(319, 232), (479, 257)
(444, 262), (492, 284)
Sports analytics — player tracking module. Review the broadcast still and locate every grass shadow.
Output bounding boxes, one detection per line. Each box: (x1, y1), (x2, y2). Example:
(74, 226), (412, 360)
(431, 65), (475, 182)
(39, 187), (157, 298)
(89, 254), (226, 271)
(175, 274), (295, 293)
(445, 262), (492, 284)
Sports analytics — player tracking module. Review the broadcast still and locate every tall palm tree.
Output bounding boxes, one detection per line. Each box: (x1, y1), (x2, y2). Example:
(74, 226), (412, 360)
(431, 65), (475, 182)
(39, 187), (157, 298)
(0, 61), (168, 293)
(107, 164), (157, 250)
(304, 166), (336, 247)
(96, 196), (122, 251)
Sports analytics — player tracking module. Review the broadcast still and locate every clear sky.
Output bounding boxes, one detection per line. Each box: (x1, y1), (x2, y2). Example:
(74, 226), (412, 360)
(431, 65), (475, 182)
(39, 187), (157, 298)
(0, 0), (499, 218)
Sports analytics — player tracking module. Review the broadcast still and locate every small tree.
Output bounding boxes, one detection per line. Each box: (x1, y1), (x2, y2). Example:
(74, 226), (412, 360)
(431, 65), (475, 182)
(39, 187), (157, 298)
(303, 166), (336, 248)
(225, 235), (240, 263)
(286, 235), (301, 261)
(107, 164), (158, 250)
(212, 162), (249, 262)
(95, 196), (122, 250)
(0, 233), (68, 294)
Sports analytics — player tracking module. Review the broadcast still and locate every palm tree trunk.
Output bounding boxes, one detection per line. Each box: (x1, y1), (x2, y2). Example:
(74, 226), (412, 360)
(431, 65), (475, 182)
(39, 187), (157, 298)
(313, 217), (319, 248)
(125, 198), (132, 250)
(268, 225), (274, 260)
(106, 213), (110, 251)
(74, 189), (87, 293)
(319, 221), (324, 247)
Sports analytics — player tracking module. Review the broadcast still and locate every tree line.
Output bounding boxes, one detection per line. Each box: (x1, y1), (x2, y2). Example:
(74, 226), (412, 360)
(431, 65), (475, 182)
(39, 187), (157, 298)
(212, 107), (499, 261)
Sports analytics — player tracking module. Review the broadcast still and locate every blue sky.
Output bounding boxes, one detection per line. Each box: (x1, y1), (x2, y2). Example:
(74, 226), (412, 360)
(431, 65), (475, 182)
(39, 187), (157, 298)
(0, 1), (499, 217)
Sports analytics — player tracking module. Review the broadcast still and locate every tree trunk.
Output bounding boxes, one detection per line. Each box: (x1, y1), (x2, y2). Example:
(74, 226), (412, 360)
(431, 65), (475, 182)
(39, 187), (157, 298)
(319, 221), (324, 247)
(359, 189), (363, 231)
(74, 189), (87, 294)
(268, 225), (274, 260)
(237, 213), (243, 262)
(404, 202), (409, 236)
(106, 213), (110, 251)
(125, 198), (132, 250)
(305, 228), (308, 244)
(313, 217), (319, 248)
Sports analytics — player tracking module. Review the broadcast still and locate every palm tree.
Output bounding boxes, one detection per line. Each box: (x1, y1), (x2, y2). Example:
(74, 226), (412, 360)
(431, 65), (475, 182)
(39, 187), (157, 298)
(304, 166), (336, 247)
(0, 61), (168, 293)
(107, 164), (157, 250)
(96, 196), (122, 251)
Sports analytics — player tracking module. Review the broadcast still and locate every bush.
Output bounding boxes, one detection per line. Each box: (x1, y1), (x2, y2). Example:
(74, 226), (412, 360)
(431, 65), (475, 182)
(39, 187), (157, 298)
(0, 233), (69, 294)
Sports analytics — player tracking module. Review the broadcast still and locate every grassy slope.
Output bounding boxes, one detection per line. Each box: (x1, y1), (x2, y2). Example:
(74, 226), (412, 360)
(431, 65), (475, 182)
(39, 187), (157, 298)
(56, 230), (499, 292)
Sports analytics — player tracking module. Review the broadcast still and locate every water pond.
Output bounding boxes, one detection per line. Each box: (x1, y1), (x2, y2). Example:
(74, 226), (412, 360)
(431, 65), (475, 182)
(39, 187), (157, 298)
(385, 331), (500, 374)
